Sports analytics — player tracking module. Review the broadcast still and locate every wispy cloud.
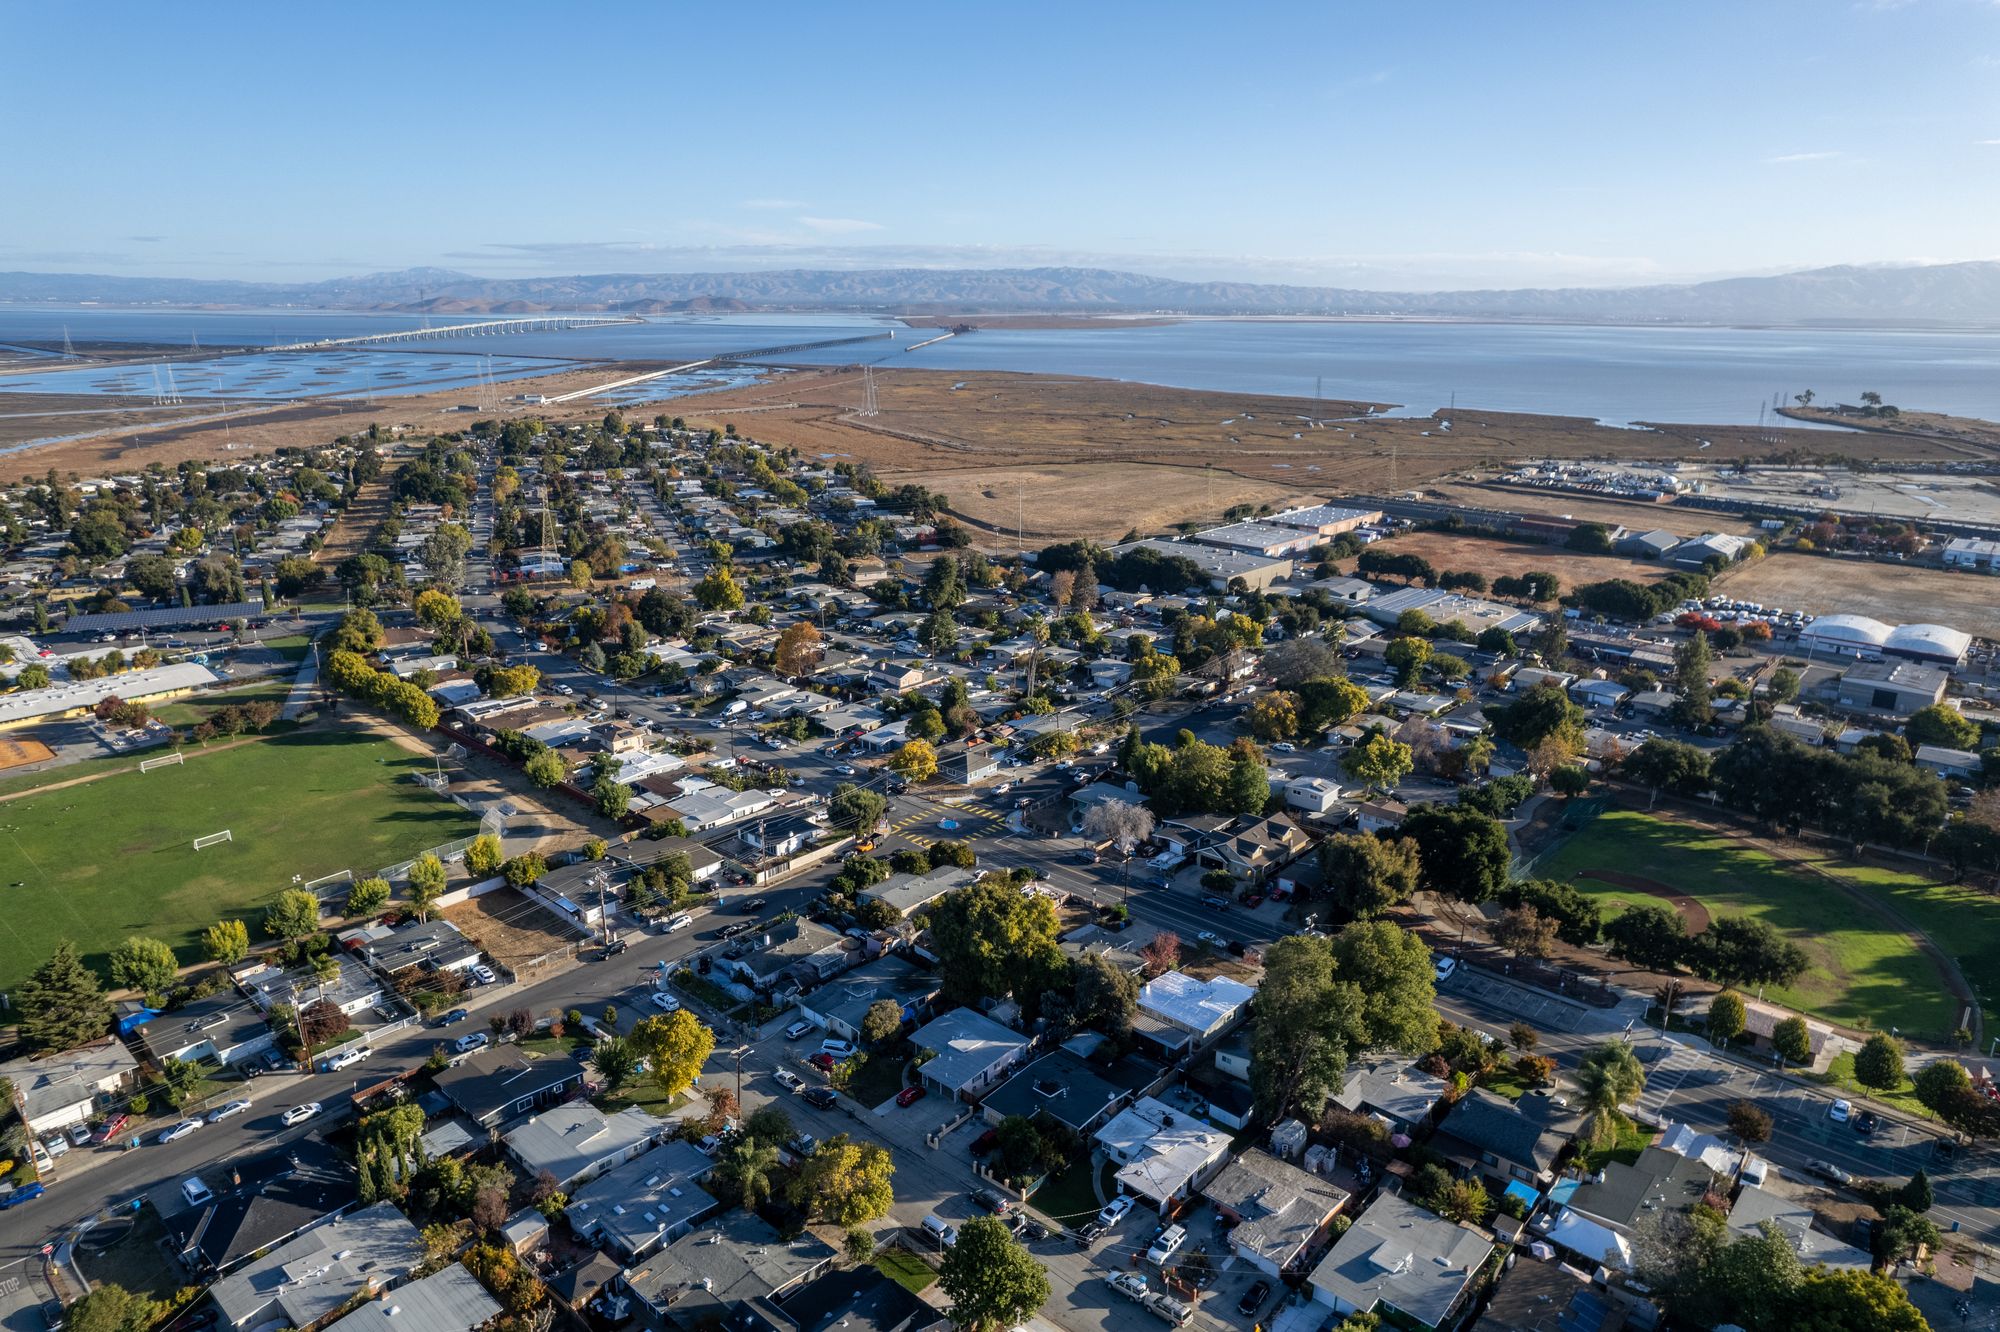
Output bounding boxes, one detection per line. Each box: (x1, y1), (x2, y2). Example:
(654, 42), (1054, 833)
(740, 198), (806, 210)
(1766, 150), (1842, 163)
(128, 235), (165, 243)
(798, 216), (883, 235)
(1977, 138), (2000, 146)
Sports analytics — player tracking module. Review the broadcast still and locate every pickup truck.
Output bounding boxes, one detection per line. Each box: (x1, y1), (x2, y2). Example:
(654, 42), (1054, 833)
(1107, 1274), (1193, 1327)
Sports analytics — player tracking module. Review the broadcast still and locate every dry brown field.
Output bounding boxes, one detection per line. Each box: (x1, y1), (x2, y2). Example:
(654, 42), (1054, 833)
(1715, 552), (2000, 639)
(1418, 480), (1762, 538)
(1344, 528), (1677, 590)
(917, 461), (1305, 546)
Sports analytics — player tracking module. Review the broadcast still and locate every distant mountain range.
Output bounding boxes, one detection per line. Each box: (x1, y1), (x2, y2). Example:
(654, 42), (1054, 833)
(6, 260), (2000, 325)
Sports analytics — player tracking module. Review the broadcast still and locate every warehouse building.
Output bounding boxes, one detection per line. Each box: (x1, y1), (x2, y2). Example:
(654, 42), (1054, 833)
(1833, 660), (1949, 718)
(1798, 614), (1972, 667)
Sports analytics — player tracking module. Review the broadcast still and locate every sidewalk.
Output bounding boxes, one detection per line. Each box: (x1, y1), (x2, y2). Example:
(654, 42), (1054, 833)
(280, 640), (321, 721)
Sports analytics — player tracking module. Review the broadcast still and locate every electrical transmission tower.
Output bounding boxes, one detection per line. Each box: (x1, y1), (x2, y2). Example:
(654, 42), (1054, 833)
(59, 326), (76, 360)
(860, 366), (879, 417)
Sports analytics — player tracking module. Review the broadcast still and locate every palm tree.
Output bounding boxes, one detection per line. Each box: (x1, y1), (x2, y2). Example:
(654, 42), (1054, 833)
(311, 950), (342, 1001)
(714, 1141), (779, 1208)
(1575, 1041), (1646, 1147)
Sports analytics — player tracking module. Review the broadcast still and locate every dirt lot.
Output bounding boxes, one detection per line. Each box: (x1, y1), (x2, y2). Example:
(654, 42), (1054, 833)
(1420, 480), (1762, 538)
(1344, 528), (1678, 590)
(445, 887), (586, 977)
(917, 461), (1305, 545)
(1715, 551), (2000, 639)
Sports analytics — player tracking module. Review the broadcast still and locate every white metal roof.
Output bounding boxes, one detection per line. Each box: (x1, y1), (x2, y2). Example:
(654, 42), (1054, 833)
(1800, 613), (1892, 646)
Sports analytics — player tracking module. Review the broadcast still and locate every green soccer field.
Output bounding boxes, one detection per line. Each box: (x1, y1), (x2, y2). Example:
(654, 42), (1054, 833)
(0, 727), (479, 994)
(1538, 809), (1959, 1038)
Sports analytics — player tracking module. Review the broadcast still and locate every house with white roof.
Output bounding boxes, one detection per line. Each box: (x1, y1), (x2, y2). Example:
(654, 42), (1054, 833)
(909, 1008), (1030, 1100)
(1138, 972), (1256, 1042)
(1096, 1096), (1233, 1213)
(1308, 1192), (1491, 1332)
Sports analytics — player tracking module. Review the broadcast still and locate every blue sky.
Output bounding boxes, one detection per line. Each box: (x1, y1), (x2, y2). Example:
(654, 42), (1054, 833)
(7, 1), (1998, 288)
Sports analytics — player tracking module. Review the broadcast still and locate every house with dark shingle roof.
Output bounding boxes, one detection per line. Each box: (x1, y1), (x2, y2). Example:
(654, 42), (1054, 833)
(1432, 1089), (1574, 1188)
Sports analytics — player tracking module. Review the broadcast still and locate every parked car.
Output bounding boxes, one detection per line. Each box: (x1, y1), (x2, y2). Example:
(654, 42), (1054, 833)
(602, 939), (629, 958)
(1806, 1159), (1854, 1186)
(471, 964), (498, 985)
(1828, 1099), (1852, 1124)
(1198, 895), (1231, 911)
(281, 1103), (324, 1128)
(0, 1183), (47, 1210)
(665, 914), (695, 933)
(1197, 931), (1226, 949)
(773, 1070), (805, 1092)
(181, 1177), (214, 1207)
(895, 1086), (928, 1108)
(1096, 1196), (1135, 1227)
(1434, 956), (1458, 982)
(1146, 1224), (1188, 1265)
(808, 1052), (838, 1072)
(802, 1086), (839, 1109)
(454, 1032), (491, 1055)
(784, 1020), (817, 1041)
(818, 1038), (858, 1060)
(650, 992), (681, 1012)
(65, 1123), (91, 1147)
(90, 1113), (130, 1144)
(437, 1008), (470, 1027)
(159, 1118), (204, 1144)
(1238, 1281), (1272, 1316)
(39, 1134), (67, 1159)
(1855, 1109), (1880, 1137)
(207, 1100), (251, 1124)
(973, 1187), (1013, 1215)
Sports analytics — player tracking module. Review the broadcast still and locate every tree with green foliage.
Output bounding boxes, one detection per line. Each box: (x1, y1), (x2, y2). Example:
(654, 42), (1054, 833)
(504, 852), (547, 888)
(18, 940), (114, 1054)
(1913, 1057), (1973, 1120)
(1489, 682), (1585, 752)
(693, 566), (745, 611)
(202, 918), (250, 965)
(1727, 1099), (1772, 1144)
(829, 782), (889, 835)
(64, 1285), (162, 1332)
(926, 876), (1065, 1011)
(1908, 703), (1980, 750)
(1318, 833), (1422, 919)
(524, 749), (567, 787)
(1853, 1033), (1906, 1094)
(591, 1036), (639, 1092)
(1686, 916), (1808, 989)
(593, 775), (633, 819)
(347, 876), (393, 917)
(264, 888), (322, 946)
(937, 1214), (1051, 1332)
(408, 852), (448, 921)
(1343, 731), (1414, 790)
(1673, 632), (1714, 728)
(1603, 902), (1687, 972)
(1622, 737), (1714, 797)
(1771, 1016), (1812, 1067)
(1398, 804), (1510, 903)
(1383, 636), (1431, 686)
(107, 936), (179, 998)
(1899, 1167), (1933, 1214)
(1707, 990), (1747, 1043)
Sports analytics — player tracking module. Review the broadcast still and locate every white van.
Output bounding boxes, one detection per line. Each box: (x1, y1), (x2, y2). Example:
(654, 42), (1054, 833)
(1739, 1155), (1769, 1188)
(920, 1214), (958, 1248)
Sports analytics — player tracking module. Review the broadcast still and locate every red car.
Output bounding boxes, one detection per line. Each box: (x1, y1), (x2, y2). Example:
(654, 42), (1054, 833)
(808, 1052), (837, 1072)
(895, 1086), (928, 1108)
(91, 1113), (131, 1144)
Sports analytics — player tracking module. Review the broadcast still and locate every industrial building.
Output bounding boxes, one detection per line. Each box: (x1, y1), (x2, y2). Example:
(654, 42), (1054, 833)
(1107, 538), (1293, 591)
(1832, 660), (1949, 717)
(1797, 614), (1972, 667)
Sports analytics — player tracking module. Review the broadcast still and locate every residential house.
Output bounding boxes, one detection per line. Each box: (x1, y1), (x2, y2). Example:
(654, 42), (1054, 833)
(1204, 1148), (1351, 1278)
(1556, 1145), (1717, 1267)
(239, 957), (386, 1020)
(169, 1137), (357, 1277)
(323, 1266), (502, 1332)
(0, 1038), (139, 1137)
(618, 1212), (835, 1329)
(1307, 1192), (1492, 1332)
(792, 956), (938, 1044)
(1917, 744), (1981, 782)
(434, 1047), (587, 1129)
(1353, 800), (1408, 835)
(721, 918), (857, 994)
(909, 1008), (1030, 1100)
(1328, 1061), (1449, 1133)
(858, 865), (975, 920)
(503, 1104), (664, 1191)
(566, 1140), (720, 1261)
(1432, 1088), (1573, 1188)
(1095, 1096), (1233, 1213)
(758, 1266), (949, 1332)
(208, 1201), (424, 1332)
(139, 990), (277, 1069)
(1286, 776), (1343, 815)
(1192, 816), (1314, 884)
(362, 919), (483, 977)
(1138, 972), (1256, 1043)
(1726, 1185), (1872, 1271)
(979, 1049), (1148, 1136)
(738, 811), (820, 861)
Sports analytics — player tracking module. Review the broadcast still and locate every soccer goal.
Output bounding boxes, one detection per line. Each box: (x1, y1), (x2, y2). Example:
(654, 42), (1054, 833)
(140, 752), (184, 773)
(192, 829), (233, 850)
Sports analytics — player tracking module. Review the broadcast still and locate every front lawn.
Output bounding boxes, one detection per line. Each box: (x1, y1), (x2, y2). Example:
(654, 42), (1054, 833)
(1032, 1156), (1115, 1230)
(1579, 1117), (1654, 1172)
(1539, 811), (1950, 1037)
(1814, 1051), (1930, 1120)
(875, 1248), (937, 1294)
(840, 1053), (909, 1109)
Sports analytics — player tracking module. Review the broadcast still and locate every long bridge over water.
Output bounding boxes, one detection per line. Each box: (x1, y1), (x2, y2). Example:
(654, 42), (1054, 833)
(540, 330), (895, 403)
(265, 315), (642, 352)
